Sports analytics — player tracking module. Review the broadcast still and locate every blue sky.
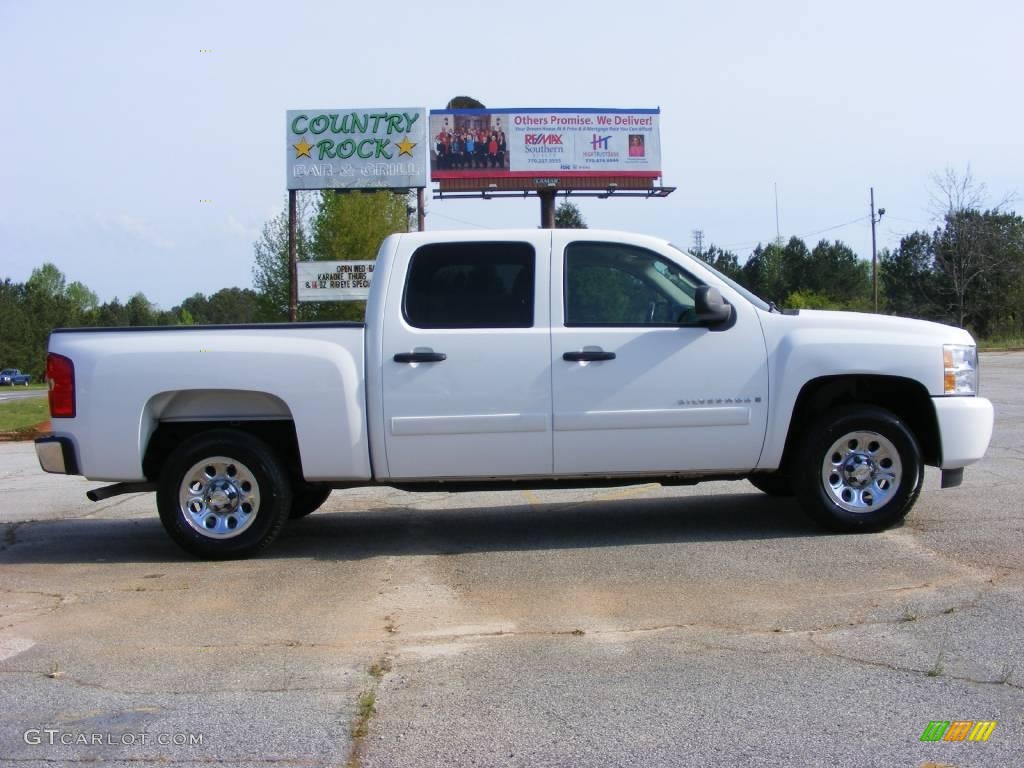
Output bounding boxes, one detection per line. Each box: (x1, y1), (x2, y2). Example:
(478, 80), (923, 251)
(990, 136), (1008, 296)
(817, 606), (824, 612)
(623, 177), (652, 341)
(1, 0), (1020, 308)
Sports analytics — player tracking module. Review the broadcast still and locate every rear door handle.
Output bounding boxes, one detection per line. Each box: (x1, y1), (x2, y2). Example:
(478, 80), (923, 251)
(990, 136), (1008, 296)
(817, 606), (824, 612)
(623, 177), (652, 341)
(563, 350), (616, 362)
(394, 352), (447, 363)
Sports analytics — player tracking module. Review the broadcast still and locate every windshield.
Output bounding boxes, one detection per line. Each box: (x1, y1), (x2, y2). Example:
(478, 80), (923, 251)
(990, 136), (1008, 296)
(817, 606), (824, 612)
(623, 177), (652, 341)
(0, 370), (15, 375)
(667, 243), (771, 312)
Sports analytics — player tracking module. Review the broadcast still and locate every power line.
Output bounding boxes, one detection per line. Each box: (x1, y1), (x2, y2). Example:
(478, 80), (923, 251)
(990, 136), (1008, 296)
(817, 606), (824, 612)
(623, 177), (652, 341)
(427, 211), (492, 229)
(800, 215), (871, 240)
(717, 215), (871, 253)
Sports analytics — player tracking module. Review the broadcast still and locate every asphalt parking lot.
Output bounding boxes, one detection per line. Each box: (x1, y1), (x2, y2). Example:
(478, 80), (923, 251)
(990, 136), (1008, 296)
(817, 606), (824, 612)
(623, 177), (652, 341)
(1, 353), (1021, 767)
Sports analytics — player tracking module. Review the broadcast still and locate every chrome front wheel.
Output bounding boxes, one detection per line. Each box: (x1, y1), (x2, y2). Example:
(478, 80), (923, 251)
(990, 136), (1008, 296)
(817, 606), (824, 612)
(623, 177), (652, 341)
(821, 431), (902, 513)
(795, 405), (923, 532)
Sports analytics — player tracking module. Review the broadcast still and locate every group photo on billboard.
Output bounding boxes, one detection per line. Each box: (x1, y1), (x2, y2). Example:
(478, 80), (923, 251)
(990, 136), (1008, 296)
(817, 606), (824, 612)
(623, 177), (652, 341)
(429, 108), (661, 180)
(430, 110), (511, 174)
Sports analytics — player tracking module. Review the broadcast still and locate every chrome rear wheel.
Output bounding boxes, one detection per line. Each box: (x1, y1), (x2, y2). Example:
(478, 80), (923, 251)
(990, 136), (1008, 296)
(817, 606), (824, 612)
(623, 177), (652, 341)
(179, 456), (261, 539)
(158, 430), (291, 559)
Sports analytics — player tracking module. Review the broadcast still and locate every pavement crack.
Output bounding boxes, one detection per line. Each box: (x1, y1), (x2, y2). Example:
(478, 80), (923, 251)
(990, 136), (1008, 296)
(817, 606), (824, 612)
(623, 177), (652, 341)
(805, 632), (1024, 690)
(0, 669), (355, 696)
(401, 596), (989, 645)
(344, 653), (393, 768)
(0, 587), (70, 628)
(2, 758), (326, 765)
(880, 528), (999, 581)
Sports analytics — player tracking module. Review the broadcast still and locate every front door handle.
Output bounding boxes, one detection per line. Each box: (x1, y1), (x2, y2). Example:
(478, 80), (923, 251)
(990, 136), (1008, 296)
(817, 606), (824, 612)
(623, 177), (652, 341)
(563, 350), (616, 362)
(394, 351), (447, 363)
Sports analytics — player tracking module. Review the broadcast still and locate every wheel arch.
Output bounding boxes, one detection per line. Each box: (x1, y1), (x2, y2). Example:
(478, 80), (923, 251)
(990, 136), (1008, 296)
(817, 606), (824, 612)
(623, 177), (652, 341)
(778, 375), (940, 472)
(141, 389), (302, 482)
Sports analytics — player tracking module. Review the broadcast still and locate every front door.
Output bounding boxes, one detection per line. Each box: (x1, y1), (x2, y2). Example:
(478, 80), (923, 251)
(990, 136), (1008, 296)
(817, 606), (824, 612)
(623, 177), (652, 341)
(550, 233), (769, 476)
(381, 233), (553, 479)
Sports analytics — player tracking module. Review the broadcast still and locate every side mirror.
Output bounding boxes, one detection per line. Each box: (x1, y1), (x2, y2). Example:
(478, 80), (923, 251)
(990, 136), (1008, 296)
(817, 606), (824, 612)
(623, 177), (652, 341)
(693, 286), (732, 325)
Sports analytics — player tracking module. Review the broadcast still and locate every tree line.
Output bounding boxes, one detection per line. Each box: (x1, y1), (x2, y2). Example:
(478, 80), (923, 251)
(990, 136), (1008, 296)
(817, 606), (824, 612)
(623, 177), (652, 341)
(693, 176), (1023, 339)
(0, 190), (411, 378)
(2, 177), (1021, 381)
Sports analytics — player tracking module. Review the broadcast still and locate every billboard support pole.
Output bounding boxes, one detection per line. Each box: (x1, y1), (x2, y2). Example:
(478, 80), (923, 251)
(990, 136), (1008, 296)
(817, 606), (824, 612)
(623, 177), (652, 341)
(539, 190), (556, 229)
(417, 187), (425, 232)
(288, 189), (297, 322)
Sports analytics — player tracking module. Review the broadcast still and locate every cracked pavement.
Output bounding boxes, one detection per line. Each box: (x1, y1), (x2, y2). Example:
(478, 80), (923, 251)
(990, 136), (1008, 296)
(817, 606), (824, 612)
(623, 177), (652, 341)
(0, 352), (1021, 767)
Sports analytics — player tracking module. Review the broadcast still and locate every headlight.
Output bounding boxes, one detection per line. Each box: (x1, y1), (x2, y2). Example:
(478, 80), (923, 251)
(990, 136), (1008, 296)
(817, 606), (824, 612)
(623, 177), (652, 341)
(943, 344), (978, 395)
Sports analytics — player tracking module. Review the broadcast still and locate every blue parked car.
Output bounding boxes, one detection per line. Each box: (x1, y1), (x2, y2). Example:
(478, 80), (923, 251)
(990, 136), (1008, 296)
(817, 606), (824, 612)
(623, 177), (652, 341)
(0, 368), (32, 386)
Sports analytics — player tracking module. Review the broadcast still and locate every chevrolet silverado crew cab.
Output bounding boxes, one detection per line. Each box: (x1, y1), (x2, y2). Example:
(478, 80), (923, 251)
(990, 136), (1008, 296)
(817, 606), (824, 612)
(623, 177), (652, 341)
(35, 229), (994, 559)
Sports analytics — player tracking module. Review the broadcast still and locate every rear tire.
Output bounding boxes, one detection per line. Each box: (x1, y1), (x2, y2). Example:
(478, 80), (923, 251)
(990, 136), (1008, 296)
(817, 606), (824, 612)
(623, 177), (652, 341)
(289, 484), (332, 519)
(794, 405), (923, 533)
(157, 429), (292, 559)
(748, 471), (793, 497)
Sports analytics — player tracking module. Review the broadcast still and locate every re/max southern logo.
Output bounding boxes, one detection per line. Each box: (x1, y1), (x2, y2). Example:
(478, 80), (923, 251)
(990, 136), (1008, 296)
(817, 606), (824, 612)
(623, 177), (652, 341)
(920, 720), (997, 742)
(524, 134), (563, 145)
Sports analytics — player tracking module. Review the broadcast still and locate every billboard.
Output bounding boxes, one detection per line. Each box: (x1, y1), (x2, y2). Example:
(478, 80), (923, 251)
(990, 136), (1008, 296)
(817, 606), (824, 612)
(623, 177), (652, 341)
(287, 109), (428, 190)
(297, 261), (374, 301)
(429, 108), (661, 183)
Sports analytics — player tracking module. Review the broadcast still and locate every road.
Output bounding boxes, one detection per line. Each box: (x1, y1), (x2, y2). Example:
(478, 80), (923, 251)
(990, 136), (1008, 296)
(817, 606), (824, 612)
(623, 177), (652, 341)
(0, 389), (45, 404)
(0, 353), (1021, 767)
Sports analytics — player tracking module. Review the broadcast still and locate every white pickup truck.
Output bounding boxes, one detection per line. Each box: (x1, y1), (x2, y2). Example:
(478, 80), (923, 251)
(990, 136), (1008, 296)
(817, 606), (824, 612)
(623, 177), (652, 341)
(36, 229), (994, 558)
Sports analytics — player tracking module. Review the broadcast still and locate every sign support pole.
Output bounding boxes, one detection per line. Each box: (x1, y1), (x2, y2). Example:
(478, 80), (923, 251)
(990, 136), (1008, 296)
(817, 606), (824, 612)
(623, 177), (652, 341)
(417, 188), (426, 232)
(539, 190), (556, 229)
(288, 189), (298, 322)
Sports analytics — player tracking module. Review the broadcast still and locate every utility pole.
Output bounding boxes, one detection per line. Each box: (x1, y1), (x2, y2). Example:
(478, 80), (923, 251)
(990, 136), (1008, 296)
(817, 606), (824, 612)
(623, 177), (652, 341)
(774, 183), (782, 246)
(870, 187), (886, 313)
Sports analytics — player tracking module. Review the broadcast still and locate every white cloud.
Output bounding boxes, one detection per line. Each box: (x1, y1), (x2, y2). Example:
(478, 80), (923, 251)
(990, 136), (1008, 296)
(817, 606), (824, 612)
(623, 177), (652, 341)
(96, 212), (174, 250)
(224, 213), (260, 242)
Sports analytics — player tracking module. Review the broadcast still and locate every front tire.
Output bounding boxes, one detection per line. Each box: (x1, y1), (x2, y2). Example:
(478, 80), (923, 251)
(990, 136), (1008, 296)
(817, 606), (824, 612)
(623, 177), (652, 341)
(157, 429), (292, 559)
(748, 471), (793, 497)
(794, 405), (923, 532)
(289, 483), (332, 519)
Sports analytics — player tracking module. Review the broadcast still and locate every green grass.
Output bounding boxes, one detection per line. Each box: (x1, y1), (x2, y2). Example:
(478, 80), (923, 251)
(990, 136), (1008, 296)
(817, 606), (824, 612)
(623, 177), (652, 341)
(979, 336), (1024, 351)
(1, 382), (47, 390)
(352, 690), (376, 738)
(0, 397), (49, 432)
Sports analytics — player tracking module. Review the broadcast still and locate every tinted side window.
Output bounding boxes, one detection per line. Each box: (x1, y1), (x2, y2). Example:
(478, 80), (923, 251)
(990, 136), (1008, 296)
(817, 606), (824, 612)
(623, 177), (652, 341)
(404, 242), (535, 328)
(564, 242), (699, 326)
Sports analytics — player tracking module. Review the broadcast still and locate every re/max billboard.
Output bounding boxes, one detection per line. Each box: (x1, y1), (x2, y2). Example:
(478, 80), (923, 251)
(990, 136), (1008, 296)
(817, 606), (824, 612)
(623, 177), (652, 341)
(428, 108), (661, 181)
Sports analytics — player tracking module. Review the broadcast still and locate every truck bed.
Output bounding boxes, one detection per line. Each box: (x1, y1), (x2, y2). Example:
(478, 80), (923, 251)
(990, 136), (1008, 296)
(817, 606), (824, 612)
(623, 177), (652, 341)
(47, 322), (369, 482)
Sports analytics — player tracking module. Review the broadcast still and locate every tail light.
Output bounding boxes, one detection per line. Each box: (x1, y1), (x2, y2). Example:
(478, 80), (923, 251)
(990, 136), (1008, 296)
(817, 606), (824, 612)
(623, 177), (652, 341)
(46, 353), (76, 418)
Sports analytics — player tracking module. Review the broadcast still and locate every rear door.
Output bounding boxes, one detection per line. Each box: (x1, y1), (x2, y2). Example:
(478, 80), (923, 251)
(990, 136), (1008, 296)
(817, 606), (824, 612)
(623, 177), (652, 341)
(380, 232), (553, 479)
(550, 232), (770, 475)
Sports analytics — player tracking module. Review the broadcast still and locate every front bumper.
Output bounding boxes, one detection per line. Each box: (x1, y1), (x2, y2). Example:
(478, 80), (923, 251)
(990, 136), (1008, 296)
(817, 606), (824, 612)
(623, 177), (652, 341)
(932, 396), (994, 470)
(35, 436), (79, 475)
